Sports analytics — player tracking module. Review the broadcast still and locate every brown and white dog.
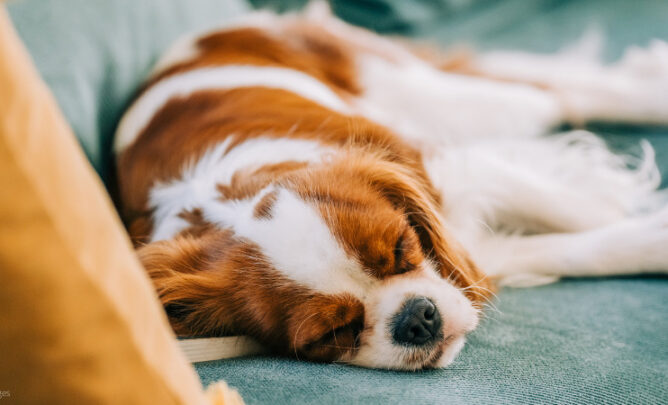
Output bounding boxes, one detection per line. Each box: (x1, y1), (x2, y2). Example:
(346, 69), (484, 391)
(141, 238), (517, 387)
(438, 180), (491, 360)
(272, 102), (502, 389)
(115, 4), (668, 370)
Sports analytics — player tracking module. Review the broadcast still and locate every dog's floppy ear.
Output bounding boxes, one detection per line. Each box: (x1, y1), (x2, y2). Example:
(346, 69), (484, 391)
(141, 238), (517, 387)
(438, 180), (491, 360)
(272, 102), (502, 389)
(137, 231), (241, 336)
(351, 155), (494, 305)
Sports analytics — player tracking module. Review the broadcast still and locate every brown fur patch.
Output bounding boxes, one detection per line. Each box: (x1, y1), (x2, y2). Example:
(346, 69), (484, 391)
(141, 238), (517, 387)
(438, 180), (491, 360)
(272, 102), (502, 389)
(138, 231), (365, 361)
(126, 214), (154, 246)
(147, 27), (360, 97)
(253, 190), (279, 219)
(216, 161), (309, 202)
(177, 208), (214, 237)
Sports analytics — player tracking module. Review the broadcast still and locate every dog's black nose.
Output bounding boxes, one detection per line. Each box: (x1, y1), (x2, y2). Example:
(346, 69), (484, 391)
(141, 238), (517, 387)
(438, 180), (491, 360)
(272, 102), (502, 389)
(392, 297), (442, 346)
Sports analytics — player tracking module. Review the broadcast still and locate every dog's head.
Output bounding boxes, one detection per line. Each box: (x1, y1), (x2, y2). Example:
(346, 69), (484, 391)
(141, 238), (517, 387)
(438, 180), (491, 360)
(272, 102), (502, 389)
(139, 153), (492, 370)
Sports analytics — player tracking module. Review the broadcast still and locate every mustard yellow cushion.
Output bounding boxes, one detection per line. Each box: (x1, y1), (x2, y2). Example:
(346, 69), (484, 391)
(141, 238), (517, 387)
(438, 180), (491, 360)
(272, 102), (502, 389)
(0, 7), (241, 404)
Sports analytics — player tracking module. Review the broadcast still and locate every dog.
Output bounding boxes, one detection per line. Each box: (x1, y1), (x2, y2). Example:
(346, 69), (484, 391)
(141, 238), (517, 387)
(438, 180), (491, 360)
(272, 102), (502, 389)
(114, 3), (668, 370)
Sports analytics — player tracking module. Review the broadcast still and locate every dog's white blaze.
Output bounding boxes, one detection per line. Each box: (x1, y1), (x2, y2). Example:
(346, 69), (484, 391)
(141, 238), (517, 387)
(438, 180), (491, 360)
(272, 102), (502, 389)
(149, 137), (335, 242)
(114, 65), (351, 151)
(205, 188), (377, 298)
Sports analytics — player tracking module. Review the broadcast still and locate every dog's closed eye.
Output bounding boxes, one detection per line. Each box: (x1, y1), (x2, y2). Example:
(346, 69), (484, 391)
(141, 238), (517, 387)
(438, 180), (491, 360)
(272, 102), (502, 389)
(393, 229), (420, 275)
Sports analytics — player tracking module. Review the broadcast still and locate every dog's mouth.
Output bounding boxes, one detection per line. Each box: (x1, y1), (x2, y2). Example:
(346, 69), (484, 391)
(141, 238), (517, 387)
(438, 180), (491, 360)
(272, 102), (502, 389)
(416, 335), (458, 368)
(386, 331), (463, 370)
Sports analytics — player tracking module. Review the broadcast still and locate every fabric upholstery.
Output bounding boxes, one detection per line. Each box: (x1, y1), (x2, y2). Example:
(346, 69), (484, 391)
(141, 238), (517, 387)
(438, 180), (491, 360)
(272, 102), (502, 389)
(7, 0), (249, 182)
(0, 7), (241, 404)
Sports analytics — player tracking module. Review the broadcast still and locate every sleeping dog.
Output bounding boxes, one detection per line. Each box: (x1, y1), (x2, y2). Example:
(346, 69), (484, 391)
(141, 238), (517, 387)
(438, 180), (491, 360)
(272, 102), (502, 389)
(114, 3), (668, 370)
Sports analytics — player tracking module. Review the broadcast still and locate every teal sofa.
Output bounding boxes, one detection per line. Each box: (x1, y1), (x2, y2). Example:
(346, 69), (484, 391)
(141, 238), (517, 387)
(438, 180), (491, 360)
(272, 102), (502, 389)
(9, 0), (667, 403)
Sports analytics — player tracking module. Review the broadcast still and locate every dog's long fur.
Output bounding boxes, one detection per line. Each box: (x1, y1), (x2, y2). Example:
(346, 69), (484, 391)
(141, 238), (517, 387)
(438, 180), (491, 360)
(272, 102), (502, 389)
(114, 4), (668, 370)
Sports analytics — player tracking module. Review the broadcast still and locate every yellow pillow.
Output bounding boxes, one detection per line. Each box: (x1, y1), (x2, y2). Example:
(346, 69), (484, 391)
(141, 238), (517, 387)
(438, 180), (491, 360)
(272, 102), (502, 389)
(0, 7), (241, 404)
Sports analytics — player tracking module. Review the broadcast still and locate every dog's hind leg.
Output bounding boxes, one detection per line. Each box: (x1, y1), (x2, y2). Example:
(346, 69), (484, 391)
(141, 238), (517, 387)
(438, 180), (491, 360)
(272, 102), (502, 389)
(469, 207), (668, 287)
(468, 38), (668, 125)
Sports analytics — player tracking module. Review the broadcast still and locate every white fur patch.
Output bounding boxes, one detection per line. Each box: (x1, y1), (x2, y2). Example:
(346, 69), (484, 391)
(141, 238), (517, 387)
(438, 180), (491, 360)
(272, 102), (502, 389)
(355, 55), (562, 144)
(426, 132), (661, 235)
(205, 188), (378, 298)
(424, 130), (665, 284)
(114, 65), (351, 151)
(149, 137), (335, 241)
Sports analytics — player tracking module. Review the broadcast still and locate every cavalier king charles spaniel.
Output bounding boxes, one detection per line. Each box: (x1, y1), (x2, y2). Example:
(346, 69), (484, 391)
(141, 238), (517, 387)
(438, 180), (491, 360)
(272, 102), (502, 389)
(114, 3), (668, 370)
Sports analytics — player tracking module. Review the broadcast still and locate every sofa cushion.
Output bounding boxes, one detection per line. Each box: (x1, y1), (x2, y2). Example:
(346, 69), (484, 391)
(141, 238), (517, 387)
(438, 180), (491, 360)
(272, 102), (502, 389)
(7, 0), (249, 182)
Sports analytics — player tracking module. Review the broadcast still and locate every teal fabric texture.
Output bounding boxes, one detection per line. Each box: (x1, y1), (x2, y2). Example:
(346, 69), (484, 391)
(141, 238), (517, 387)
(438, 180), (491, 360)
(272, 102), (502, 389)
(7, 0), (249, 180)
